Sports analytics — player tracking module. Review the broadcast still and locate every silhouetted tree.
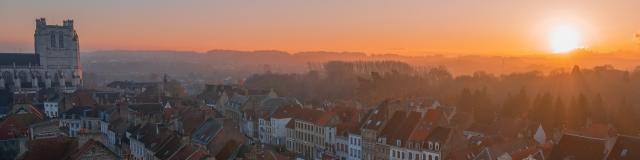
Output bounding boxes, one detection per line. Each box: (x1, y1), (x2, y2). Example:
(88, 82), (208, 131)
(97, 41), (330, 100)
(591, 93), (608, 124)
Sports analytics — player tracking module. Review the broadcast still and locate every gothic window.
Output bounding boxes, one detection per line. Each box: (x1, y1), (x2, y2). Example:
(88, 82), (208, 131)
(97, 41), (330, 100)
(58, 31), (64, 48)
(50, 31), (57, 48)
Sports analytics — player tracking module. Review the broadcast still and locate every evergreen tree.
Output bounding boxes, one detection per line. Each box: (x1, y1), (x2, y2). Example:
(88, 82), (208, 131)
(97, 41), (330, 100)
(553, 96), (566, 130)
(500, 93), (516, 118)
(613, 97), (639, 134)
(458, 88), (473, 112)
(569, 93), (590, 129)
(591, 93), (608, 124)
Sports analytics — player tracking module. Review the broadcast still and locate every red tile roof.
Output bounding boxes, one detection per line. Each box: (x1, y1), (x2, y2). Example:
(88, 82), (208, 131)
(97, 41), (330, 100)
(379, 111), (407, 139)
(549, 134), (607, 160)
(285, 119), (296, 129)
(408, 109), (443, 141)
(22, 137), (78, 160)
(0, 113), (43, 139)
(295, 108), (336, 126)
(69, 139), (118, 160)
(509, 147), (542, 160)
(607, 135), (640, 160)
(180, 108), (207, 135)
(169, 145), (209, 160)
(361, 105), (389, 131)
(68, 90), (97, 107)
(215, 140), (241, 160)
(272, 105), (303, 119)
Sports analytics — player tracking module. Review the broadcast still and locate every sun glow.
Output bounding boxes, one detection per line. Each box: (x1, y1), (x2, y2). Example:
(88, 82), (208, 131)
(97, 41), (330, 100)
(549, 25), (582, 54)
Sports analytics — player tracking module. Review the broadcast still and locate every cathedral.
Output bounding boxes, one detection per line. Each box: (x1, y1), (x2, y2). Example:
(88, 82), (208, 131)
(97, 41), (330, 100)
(0, 18), (82, 93)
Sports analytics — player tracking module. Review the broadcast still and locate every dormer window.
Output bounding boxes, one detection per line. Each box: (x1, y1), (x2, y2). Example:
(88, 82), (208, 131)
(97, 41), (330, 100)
(396, 140), (401, 146)
(435, 143), (440, 151)
(429, 142), (433, 150)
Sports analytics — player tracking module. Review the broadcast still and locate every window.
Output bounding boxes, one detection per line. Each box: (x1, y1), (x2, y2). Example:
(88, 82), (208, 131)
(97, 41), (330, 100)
(58, 31), (64, 48)
(409, 153), (413, 159)
(50, 31), (57, 48)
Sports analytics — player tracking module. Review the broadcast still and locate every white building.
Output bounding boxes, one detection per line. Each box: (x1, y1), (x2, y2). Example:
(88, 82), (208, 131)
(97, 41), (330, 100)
(59, 106), (101, 137)
(335, 134), (350, 160)
(44, 94), (64, 118)
(348, 133), (362, 160)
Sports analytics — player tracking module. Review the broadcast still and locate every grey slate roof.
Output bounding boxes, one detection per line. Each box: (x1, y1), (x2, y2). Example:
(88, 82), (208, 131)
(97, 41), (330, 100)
(0, 53), (40, 66)
(192, 118), (223, 145)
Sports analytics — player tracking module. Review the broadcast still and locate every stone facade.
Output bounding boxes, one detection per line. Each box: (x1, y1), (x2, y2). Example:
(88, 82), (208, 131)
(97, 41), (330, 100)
(0, 18), (82, 93)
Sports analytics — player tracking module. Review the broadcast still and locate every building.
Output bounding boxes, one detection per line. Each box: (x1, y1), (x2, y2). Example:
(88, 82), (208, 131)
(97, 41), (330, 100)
(59, 106), (102, 137)
(548, 133), (607, 160)
(29, 119), (63, 140)
(607, 135), (640, 160)
(127, 123), (180, 160)
(0, 18), (82, 93)
(361, 104), (392, 160)
(287, 108), (339, 159)
(69, 139), (120, 160)
(43, 93), (65, 118)
(348, 132), (363, 160)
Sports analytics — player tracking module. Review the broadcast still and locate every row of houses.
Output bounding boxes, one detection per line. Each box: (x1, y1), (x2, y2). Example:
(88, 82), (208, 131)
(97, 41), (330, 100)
(200, 83), (457, 160)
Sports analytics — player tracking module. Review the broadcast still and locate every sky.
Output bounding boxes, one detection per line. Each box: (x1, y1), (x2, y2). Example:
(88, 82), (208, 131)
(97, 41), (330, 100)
(0, 0), (639, 55)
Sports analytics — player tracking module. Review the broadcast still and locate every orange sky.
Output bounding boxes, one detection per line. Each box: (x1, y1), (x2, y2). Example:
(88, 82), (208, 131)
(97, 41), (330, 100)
(0, 0), (639, 55)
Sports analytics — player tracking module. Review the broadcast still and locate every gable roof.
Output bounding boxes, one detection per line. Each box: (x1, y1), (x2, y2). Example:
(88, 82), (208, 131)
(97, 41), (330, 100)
(169, 145), (209, 160)
(295, 108), (336, 126)
(392, 111), (422, 144)
(379, 111), (407, 139)
(0, 112), (43, 139)
(607, 135), (640, 160)
(191, 118), (223, 145)
(473, 147), (493, 160)
(408, 109), (444, 141)
(215, 140), (241, 160)
(128, 123), (176, 152)
(128, 103), (163, 115)
(69, 139), (118, 160)
(549, 134), (607, 160)
(154, 136), (183, 160)
(361, 104), (389, 131)
(61, 106), (100, 119)
(180, 108), (208, 135)
(22, 137), (77, 160)
(426, 127), (452, 144)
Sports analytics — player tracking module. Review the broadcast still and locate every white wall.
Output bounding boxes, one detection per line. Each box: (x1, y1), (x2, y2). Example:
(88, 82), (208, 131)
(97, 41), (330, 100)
(348, 133), (362, 160)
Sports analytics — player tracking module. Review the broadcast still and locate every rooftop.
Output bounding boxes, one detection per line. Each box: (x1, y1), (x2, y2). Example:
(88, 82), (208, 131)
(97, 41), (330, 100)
(0, 53), (39, 66)
(192, 118), (224, 145)
(548, 133), (607, 160)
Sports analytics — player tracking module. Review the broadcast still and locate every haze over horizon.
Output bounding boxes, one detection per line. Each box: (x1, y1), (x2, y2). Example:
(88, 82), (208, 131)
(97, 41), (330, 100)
(1, 0), (640, 56)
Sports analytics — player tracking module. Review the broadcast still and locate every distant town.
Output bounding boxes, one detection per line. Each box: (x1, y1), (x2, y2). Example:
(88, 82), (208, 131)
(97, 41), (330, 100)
(1, 18), (640, 160)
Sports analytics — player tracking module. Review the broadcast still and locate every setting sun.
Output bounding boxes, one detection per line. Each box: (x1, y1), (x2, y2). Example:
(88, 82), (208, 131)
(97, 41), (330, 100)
(549, 25), (583, 54)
